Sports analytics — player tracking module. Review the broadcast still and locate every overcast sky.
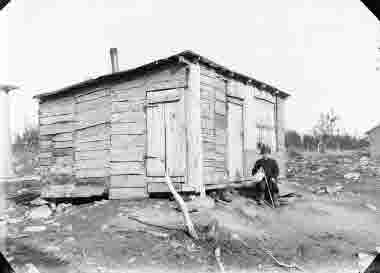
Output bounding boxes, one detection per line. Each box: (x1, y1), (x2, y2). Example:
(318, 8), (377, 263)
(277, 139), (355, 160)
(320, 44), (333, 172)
(1, 0), (379, 137)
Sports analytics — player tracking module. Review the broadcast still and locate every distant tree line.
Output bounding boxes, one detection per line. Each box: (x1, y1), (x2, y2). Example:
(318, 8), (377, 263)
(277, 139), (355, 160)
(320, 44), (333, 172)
(13, 126), (39, 153)
(285, 109), (369, 151)
(285, 130), (369, 151)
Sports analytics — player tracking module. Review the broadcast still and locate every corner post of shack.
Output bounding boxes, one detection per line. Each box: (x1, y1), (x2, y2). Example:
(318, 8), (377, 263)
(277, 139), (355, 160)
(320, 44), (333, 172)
(180, 56), (205, 196)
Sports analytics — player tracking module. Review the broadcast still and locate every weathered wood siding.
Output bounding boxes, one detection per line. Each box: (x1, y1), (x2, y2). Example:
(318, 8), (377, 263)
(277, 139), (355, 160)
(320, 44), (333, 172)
(38, 61), (288, 197)
(199, 65), (287, 184)
(368, 128), (380, 158)
(74, 87), (111, 182)
(109, 65), (187, 199)
(39, 97), (75, 172)
(200, 66), (226, 185)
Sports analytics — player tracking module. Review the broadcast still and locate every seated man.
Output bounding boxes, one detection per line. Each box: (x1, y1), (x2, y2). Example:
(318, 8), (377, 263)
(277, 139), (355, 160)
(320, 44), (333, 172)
(252, 146), (280, 207)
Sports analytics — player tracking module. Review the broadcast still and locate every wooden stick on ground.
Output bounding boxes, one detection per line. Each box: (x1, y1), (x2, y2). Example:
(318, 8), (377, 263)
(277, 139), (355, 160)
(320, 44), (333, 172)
(214, 247), (226, 273)
(164, 170), (199, 240)
(261, 247), (304, 271)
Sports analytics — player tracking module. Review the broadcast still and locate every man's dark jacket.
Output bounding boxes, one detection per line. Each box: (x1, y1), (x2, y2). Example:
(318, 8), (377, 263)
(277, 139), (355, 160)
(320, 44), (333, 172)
(251, 158), (279, 180)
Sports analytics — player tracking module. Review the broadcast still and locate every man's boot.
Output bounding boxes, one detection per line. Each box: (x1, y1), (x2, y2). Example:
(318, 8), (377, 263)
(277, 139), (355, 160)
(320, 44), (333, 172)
(272, 193), (280, 208)
(257, 192), (265, 205)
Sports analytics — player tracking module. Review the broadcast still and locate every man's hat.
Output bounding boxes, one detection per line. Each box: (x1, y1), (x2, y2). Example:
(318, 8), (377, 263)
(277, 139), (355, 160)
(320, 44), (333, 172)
(260, 145), (271, 155)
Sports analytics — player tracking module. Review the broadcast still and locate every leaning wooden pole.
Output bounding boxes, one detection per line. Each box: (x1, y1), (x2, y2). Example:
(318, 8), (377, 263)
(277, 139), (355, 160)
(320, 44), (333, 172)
(164, 170), (198, 240)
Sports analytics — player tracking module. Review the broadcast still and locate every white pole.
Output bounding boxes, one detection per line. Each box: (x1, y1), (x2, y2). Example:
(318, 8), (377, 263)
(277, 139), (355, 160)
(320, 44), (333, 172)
(0, 84), (17, 254)
(0, 87), (13, 180)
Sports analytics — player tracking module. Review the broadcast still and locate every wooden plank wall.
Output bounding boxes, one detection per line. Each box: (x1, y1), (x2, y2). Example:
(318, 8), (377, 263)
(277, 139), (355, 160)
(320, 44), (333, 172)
(275, 97), (287, 178)
(243, 86), (259, 176)
(199, 66), (227, 185)
(39, 97), (75, 173)
(198, 66), (287, 185)
(109, 65), (187, 199)
(73, 87), (111, 188)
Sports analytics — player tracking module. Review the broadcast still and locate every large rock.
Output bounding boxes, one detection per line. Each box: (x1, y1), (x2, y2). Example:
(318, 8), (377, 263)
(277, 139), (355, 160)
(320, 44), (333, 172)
(24, 226), (46, 232)
(28, 205), (52, 220)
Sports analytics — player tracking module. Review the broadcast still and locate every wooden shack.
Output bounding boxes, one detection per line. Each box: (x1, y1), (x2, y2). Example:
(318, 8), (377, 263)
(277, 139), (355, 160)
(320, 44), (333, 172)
(366, 124), (380, 158)
(34, 50), (290, 199)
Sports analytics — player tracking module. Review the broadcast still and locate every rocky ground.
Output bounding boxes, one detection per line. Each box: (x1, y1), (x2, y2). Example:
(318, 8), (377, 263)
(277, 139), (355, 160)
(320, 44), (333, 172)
(4, 149), (380, 273)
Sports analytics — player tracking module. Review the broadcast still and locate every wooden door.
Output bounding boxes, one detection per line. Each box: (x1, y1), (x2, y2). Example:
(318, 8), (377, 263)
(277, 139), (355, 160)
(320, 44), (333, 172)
(146, 90), (185, 177)
(227, 100), (244, 179)
(146, 104), (166, 176)
(256, 99), (276, 152)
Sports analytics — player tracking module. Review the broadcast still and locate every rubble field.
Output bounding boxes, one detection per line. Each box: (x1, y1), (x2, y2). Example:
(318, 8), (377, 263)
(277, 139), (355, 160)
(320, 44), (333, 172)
(4, 149), (380, 273)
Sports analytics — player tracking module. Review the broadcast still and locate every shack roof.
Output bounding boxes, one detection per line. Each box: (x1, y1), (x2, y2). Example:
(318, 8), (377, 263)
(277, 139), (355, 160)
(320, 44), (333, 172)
(34, 50), (291, 100)
(366, 123), (380, 135)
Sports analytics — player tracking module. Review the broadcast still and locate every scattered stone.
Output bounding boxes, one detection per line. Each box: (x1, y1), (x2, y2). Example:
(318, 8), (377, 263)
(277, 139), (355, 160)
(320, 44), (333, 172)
(24, 263), (41, 273)
(56, 203), (72, 213)
(128, 257), (136, 264)
(30, 198), (48, 206)
(326, 185), (344, 194)
(365, 203), (377, 212)
(64, 237), (75, 243)
(44, 245), (60, 253)
(28, 205), (52, 220)
(144, 230), (169, 238)
(101, 224), (108, 231)
(344, 172), (360, 181)
(170, 241), (182, 249)
(50, 203), (57, 211)
(24, 226), (47, 233)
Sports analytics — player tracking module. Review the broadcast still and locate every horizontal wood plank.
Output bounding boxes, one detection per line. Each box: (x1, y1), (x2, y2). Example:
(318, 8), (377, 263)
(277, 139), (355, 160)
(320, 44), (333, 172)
(147, 79), (186, 92)
(52, 132), (73, 142)
(39, 140), (52, 149)
(40, 98), (74, 117)
(76, 168), (109, 178)
(40, 114), (74, 125)
(75, 159), (109, 169)
(112, 101), (145, 113)
(111, 87), (146, 102)
(76, 96), (109, 113)
(110, 162), (144, 175)
(75, 150), (108, 160)
(53, 148), (73, 157)
(76, 107), (111, 129)
(111, 134), (145, 149)
(75, 140), (110, 151)
(147, 89), (181, 104)
(147, 182), (182, 193)
(111, 112), (145, 123)
(54, 156), (73, 166)
(110, 175), (146, 188)
(40, 122), (74, 135)
(145, 176), (185, 183)
(76, 89), (108, 103)
(54, 141), (73, 149)
(110, 148), (145, 162)
(111, 122), (145, 135)
(76, 124), (109, 143)
(109, 187), (148, 200)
